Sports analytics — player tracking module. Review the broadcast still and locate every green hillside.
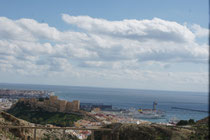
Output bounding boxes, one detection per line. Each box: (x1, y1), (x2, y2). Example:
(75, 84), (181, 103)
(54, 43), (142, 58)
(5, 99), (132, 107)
(7, 101), (83, 127)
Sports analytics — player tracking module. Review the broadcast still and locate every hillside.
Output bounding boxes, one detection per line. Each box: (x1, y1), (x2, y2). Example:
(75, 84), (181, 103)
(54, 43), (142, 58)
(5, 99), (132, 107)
(0, 111), (80, 140)
(4, 100), (209, 140)
(1, 110), (209, 140)
(190, 116), (209, 140)
(7, 101), (83, 127)
(90, 118), (209, 140)
(90, 123), (191, 140)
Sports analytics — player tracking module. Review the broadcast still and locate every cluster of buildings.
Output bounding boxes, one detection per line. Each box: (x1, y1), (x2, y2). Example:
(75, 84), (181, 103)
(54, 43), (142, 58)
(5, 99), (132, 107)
(0, 89), (53, 99)
(0, 89), (55, 111)
(91, 111), (150, 125)
(19, 95), (80, 112)
(74, 119), (102, 128)
(66, 110), (150, 139)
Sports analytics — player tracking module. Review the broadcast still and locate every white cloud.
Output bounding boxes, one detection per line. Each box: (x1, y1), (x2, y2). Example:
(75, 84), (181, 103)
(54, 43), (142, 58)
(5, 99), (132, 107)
(61, 14), (208, 63)
(191, 24), (208, 38)
(62, 14), (195, 43)
(0, 17), (35, 41)
(0, 15), (208, 91)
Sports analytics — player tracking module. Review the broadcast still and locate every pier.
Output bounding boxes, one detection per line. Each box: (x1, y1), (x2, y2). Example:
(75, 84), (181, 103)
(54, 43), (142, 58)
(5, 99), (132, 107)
(171, 107), (208, 113)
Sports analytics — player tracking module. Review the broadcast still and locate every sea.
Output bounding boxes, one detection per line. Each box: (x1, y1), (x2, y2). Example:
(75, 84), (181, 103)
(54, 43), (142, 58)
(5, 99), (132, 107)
(0, 83), (208, 123)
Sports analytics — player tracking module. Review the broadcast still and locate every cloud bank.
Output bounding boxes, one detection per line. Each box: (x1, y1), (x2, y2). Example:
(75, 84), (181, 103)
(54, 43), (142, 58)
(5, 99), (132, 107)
(62, 14), (196, 43)
(0, 14), (208, 91)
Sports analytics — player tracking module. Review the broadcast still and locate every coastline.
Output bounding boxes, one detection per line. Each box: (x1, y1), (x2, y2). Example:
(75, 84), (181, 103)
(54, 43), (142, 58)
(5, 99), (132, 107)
(0, 84), (208, 124)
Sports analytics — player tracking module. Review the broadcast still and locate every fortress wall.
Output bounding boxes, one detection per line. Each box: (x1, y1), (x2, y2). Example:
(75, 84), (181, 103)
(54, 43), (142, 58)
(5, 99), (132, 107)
(54, 99), (60, 106)
(19, 96), (80, 113)
(19, 98), (28, 104)
(49, 96), (58, 105)
(49, 96), (60, 110)
(72, 100), (80, 111)
(66, 102), (73, 112)
(50, 96), (58, 101)
(29, 98), (37, 104)
(45, 106), (58, 112)
(19, 98), (25, 102)
(36, 101), (44, 107)
(59, 100), (67, 112)
(44, 100), (50, 106)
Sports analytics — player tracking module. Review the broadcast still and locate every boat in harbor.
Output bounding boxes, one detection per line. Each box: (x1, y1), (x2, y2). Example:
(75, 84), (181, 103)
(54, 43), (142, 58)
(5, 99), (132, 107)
(168, 117), (180, 125)
(137, 101), (165, 119)
(121, 101), (165, 119)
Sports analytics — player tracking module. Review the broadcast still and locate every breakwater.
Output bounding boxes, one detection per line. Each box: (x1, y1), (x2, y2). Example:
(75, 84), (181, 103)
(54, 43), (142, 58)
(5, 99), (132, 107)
(171, 107), (208, 113)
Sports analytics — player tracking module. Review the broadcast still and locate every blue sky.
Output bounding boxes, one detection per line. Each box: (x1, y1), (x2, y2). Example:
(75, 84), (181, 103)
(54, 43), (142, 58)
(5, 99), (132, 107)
(0, 0), (208, 28)
(0, 0), (208, 92)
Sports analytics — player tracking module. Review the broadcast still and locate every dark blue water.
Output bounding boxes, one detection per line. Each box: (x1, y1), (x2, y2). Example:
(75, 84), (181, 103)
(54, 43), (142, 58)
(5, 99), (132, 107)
(0, 83), (208, 123)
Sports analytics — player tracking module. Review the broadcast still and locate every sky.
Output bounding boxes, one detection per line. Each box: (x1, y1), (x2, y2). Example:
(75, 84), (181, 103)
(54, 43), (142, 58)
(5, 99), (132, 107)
(0, 0), (208, 92)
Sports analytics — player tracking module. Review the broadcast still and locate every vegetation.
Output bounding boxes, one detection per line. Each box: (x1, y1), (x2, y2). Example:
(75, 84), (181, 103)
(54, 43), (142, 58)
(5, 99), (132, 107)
(177, 119), (195, 126)
(189, 124), (209, 140)
(89, 123), (187, 140)
(42, 132), (79, 140)
(188, 117), (209, 140)
(89, 119), (209, 140)
(7, 101), (83, 127)
(0, 129), (21, 140)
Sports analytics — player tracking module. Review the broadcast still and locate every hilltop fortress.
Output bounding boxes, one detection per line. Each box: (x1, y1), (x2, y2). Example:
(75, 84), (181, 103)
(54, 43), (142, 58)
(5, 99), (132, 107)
(18, 96), (80, 113)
